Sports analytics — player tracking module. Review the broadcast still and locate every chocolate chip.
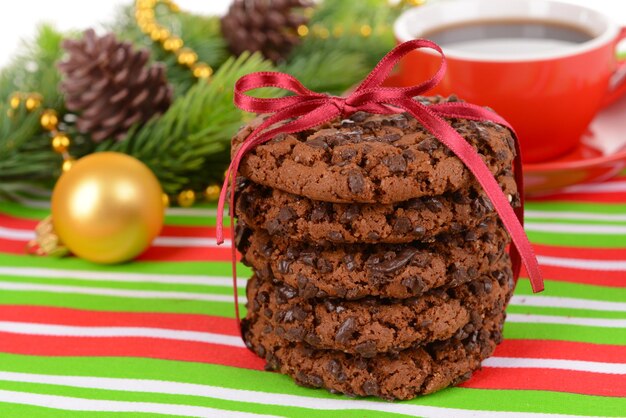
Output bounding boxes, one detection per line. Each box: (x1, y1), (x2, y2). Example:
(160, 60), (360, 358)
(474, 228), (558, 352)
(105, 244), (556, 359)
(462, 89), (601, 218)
(452, 191), (471, 204)
(277, 207), (296, 222)
(402, 149), (416, 161)
(256, 291), (269, 304)
(366, 231), (380, 241)
(350, 111), (368, 122)
(417, 138), (438, 152)
(405, 198), (425, 210)
(339, 148), (357, 161)
(348, 171), (366, 194)
(362, 380), (379, 396)
(410, 252), (430, 267)
(326, 359), (343, 377)
(339, 204), (360, 223)
(307, 137), (328, 150)
(276, 259), (291, 274)
(263, 308), (273, 318)
(343, 255), (356, 272)
(310, 202), (331, 222)
(413, 225), (426, 237)
(299, 251), (316, 266)
(327, 230), (344, 241)
(305, 333), (321, 346)
(382, 154), (407, 174)
(464, 230), (479, 242)
(335, 317), (357, 344)
(392, 217), (412, 234)
(450, 265), (469, 285)
(368, 248), (419, 275)
(424, 197), (443, 212)
(301, 282), (320, 299)
(379, 133), (401, 143)
(401, 276), (425, 295)
(265, 219), (281, 235)
(354, 340), (377, 358)
(286, 326), (305, 340)
(316, 257), (333, 273)
(275, 284), (298, 304)
(256, 345), (266, 357)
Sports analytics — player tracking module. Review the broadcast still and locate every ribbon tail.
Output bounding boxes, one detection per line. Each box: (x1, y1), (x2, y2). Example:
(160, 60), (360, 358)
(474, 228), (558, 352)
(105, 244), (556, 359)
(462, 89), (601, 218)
(396, 98), (543, 293)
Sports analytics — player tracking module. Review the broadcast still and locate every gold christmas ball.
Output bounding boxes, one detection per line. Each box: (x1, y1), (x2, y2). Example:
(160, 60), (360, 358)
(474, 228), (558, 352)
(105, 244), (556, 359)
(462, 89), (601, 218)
(192, 62), (213, 79)
(51, 152), (164, 264)
(177, 189), (195, 207)
(9, 93), (21, 109)
(150, 27), (170, 42)
(162, 193), (170, 208)
(177, 48), (198, 67)
(40, 110), (59, 131)
(51, 133), (70, 153)
(204, 184), (221, 201)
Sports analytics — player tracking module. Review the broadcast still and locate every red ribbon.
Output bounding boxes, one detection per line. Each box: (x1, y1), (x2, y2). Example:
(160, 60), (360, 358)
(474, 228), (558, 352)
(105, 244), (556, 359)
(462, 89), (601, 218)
(217, 39), (544, 321)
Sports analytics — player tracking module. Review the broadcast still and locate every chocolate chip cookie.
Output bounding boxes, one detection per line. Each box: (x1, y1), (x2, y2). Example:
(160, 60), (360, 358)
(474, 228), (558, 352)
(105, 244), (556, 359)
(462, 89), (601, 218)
(235, 174), (518, 244)
(232, 96), (516, 204)
(244, 259), (512, 355)
(242, 306), (506, 400)
(237, 217), (511, 300)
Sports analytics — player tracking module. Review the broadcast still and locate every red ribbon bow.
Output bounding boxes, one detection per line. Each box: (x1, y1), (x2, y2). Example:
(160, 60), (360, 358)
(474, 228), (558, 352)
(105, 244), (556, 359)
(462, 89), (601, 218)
(217, 39), (543, 320)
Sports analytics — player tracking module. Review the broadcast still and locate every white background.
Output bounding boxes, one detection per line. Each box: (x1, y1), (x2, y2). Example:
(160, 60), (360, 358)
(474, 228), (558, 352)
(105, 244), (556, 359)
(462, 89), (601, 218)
(0, 0), (625, 68)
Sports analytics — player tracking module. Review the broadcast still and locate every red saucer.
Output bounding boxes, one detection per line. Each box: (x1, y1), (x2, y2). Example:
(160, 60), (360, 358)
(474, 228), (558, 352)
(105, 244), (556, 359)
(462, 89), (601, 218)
(524, 92), (626, 196)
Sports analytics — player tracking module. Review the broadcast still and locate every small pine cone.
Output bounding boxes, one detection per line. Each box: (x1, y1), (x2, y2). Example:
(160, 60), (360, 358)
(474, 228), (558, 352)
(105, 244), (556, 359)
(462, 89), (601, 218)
(58, 29), (172, 142)
(221, 0), (313, 63)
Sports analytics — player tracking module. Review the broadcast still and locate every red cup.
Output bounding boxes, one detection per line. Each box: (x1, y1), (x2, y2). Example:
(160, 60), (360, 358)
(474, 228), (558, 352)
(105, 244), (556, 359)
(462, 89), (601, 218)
(394, 0), (626, 163)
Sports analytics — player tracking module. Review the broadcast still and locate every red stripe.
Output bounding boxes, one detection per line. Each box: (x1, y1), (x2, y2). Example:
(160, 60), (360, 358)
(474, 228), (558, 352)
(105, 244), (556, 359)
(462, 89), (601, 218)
(495, 339), (626, 363)
(532, 243), (626, 259)
(0, 305), (241, 336)
(0, 333), (265, 370)
(530, 193), (626, 203)
(462, 367), (626, 397)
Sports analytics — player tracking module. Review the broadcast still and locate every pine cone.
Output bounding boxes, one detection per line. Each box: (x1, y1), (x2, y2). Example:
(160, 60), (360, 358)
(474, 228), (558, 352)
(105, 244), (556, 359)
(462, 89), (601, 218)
(221, 0), (313, 63)
(58, 29), (172, 142)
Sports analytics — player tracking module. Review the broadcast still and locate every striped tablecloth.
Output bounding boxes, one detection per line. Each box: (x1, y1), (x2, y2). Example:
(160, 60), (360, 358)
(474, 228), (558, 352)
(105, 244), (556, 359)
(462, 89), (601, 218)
(0, 175), (625, 418)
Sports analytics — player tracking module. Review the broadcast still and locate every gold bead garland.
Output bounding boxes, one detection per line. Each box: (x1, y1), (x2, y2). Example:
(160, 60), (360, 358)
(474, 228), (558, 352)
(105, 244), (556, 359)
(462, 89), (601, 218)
(134, 0), (213, 80)
(8, 93), (75, 173)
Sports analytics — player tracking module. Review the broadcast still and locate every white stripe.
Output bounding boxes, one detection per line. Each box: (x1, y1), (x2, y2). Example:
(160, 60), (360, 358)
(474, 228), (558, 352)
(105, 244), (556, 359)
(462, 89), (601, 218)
(0, 373), (599, 418)
(507, 313), (626, 328)
(0, 281), (246, 303)
(0, 321), (245, 347)
(537, 255), (626, 271)
(526, 210), (626, 222)
(153, 236), (232, 248)
(0, 226), (33, 241)
(525, 222), (626, 234)
(0, 225), (232, 247)
(510, 295), (626, 312)
(483, 357), (626, 375)
(5, 194), (51, 209)
(0, 266), (246, 288)
(0, 389), (276, 418)
(559, 181), (626, 193)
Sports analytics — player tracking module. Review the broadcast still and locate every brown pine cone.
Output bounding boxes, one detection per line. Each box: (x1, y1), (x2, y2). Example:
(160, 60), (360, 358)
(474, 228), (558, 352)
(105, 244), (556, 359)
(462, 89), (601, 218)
(58, 29), (172, 142)
(221, 0), (313, 63)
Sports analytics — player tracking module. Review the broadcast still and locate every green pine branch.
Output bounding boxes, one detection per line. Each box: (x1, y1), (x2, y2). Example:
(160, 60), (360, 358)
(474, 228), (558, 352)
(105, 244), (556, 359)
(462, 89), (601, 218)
(96, 52), (277, 194)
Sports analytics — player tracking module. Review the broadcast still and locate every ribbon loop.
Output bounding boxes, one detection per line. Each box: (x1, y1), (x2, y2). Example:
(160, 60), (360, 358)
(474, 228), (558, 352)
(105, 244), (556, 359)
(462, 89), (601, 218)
(218, 39), (544, 323)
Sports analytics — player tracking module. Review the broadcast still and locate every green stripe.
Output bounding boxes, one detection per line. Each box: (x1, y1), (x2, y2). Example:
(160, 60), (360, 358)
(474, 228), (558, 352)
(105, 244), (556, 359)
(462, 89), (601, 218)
(504, 322), (626, 345)
(0, 201), (48, 220)
(0, 354), (623, 416)
(515, 279), (626, 303)
(525, 201), (626, 213)
(0, 404), (169, 418)
(0, 275), (238, 295)
(526, 230), (626, 247)
(0, 292), (243, 317)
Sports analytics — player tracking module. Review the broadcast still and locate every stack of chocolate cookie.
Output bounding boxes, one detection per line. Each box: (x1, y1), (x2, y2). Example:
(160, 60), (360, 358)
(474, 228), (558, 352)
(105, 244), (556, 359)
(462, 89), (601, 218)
(234, 96), (518, 400)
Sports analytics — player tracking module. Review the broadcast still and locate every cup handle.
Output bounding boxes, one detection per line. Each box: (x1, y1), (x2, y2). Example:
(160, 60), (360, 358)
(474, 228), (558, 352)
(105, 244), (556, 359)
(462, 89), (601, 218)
(601, 27), (626, 108)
